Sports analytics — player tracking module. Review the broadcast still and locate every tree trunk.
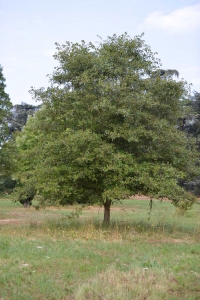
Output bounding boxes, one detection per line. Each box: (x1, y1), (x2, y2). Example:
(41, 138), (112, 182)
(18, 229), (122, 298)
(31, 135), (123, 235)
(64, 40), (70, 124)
(103, 199), (111, 225)
(23, 199), (31, 208)
(23, 199), (29, 208)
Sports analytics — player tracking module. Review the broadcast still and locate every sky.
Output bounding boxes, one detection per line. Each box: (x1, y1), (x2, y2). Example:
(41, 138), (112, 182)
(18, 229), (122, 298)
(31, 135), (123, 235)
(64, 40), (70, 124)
(1, 0), (200, 105)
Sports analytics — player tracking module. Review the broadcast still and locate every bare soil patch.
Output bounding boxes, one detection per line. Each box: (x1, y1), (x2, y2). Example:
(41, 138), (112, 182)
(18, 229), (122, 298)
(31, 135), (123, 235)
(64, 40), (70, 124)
(0, 218), (25, 224)
(129, 194), (151, 200)
(147, 237), (195, 244)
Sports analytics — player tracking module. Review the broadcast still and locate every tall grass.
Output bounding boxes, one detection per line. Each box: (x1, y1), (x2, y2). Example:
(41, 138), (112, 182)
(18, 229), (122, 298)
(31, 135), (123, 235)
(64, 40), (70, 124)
(0, 197), (200, 299)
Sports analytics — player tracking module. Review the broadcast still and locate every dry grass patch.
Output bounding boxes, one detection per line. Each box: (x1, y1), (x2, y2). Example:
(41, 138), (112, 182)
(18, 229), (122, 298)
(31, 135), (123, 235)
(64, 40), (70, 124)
(75, 266), (179, 300)
(0, 197), (200, 299)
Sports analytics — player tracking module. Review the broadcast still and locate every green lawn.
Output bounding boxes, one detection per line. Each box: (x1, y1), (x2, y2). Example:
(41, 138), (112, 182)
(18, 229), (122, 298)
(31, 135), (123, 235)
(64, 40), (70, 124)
(0, 196), (200, 299)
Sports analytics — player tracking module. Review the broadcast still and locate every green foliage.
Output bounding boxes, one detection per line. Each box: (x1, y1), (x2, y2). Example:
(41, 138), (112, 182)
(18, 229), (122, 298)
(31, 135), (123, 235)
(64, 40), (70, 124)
(185, 92), (200, 145)
(179, 92), (200, 195)
(15, 33), (198, 221)
(16, 183), (36, 208)
(0, 176), (16, 194)
(0, 65), (14, 193)
(0, 65), (12, 143)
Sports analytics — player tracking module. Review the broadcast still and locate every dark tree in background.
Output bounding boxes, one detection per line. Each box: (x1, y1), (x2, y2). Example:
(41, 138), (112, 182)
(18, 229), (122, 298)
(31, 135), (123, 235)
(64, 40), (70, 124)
(186, 92), (200, 147)
(7, 103), (41, 136)
(3, 103), (41, 194)
(0, 65), (40, 194)
(180, 92), (200, 195)
(0, 65), (12, 142)
(0, 65), (13, 193)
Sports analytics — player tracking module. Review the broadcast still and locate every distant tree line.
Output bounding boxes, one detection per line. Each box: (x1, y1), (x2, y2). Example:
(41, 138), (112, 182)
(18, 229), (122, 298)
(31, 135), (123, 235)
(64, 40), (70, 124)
(179, 92), (200, 195)
(0, 65), (40, 194)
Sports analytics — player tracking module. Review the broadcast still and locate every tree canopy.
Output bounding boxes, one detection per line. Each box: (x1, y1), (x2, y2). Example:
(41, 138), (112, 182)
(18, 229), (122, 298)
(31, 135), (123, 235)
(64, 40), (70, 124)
(1, 103), (40, 194)
(15, 33), (198, 223)
(7, 103), (41, 135)
(179, 91), (200, 195)
(0, 65), (13, 192)
(0, 65), (12, 142)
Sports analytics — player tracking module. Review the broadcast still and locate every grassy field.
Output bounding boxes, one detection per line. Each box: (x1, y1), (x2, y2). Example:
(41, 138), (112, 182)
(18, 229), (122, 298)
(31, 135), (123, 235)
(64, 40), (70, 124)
(0, 196), (200, 300)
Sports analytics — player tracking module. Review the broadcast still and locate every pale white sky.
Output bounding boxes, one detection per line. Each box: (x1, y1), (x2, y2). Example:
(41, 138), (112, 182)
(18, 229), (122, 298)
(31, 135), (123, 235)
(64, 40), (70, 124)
(1, 0), (200, 105)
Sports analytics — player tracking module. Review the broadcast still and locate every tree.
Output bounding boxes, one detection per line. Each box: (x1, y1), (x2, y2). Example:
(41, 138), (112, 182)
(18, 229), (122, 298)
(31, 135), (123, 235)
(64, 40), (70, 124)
(18, 183), (36, 208)
(179, 91), (200, 195)
(0, 65), (13, 192)
(184, 92), (200, 145)
(151, 69), (179, 78)
(1, 102), (40, 194)
(0, 65), (12, 142)
(7, 103), (41, 136)
(15, 33), (198, 224)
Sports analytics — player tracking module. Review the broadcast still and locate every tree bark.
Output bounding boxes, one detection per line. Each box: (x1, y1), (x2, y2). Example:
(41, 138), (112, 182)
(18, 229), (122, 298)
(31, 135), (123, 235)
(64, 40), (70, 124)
(23, 199), (30, 208)
(103, 199), (111, 225)
(21, 198), (31, 208)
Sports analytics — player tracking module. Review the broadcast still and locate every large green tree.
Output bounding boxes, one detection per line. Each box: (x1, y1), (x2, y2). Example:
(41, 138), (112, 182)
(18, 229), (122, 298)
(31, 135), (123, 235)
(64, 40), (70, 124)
(15, 34), (198, 223)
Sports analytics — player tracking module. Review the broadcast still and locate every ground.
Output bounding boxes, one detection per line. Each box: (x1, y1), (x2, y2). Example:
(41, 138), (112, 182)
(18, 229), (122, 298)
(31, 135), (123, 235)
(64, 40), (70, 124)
(0, 196), (200, 299)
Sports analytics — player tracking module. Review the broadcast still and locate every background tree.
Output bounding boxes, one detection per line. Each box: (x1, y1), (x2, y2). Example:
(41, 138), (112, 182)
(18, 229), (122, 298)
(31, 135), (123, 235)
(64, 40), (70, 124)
(7, 102), (41, 136)
(184, 92), (200, 146)
(0, 68), (40, 194)
(0, 65), (12, 142)
(1, 101), (40, 194)
(15, 33), (198, 223)
(0, 65), (13, 193)
(179, 91), (200, 195)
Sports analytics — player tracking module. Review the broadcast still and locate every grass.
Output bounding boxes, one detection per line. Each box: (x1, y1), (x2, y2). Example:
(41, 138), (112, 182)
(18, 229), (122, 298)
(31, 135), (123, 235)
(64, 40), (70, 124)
(0, 196), (200, 299)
